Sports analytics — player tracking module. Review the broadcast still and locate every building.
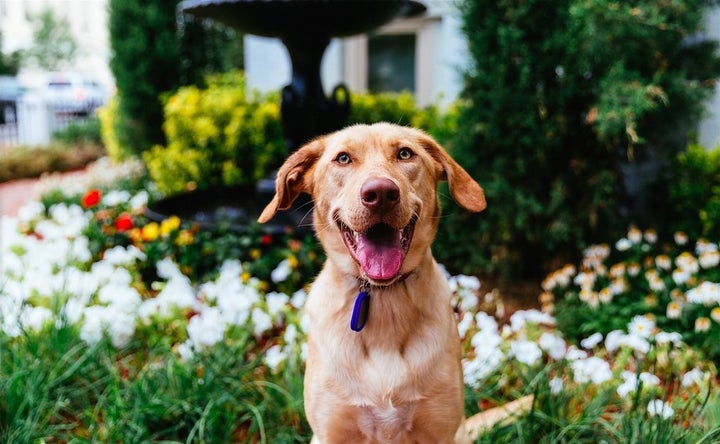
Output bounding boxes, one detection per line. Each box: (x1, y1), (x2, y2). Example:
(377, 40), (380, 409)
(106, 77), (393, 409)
(1, 0), (719, 147)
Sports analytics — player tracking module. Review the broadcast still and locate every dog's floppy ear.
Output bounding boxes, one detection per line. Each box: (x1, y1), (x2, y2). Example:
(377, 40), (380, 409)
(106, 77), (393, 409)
(421, 135), (486, 212)
(258, 138), (324, 223)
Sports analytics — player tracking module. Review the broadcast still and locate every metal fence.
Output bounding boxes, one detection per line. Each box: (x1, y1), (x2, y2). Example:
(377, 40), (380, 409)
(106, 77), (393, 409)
(0, 96), (102, 152)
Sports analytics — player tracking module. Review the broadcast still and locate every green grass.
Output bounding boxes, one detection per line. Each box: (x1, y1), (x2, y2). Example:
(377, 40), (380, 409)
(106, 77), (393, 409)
(0, 325), (311, 443)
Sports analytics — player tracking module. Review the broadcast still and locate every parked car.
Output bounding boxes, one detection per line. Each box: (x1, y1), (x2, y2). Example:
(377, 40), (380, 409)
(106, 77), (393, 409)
(44, 72), (108, 116)
(0, 75), (24, 124)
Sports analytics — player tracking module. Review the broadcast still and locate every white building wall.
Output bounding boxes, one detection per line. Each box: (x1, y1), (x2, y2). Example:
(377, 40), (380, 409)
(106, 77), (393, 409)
(698, 7), (720, 149)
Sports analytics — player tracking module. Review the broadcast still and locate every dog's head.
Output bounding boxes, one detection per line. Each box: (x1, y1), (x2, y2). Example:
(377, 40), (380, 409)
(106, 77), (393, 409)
(259, 123), (485, 286)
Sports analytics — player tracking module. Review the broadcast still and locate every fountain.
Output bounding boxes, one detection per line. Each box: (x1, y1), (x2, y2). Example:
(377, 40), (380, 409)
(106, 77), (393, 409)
(145, 0), (425, 232)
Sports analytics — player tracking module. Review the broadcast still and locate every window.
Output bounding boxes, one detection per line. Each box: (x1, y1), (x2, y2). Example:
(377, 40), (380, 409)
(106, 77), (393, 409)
(368, 34), (416, 94)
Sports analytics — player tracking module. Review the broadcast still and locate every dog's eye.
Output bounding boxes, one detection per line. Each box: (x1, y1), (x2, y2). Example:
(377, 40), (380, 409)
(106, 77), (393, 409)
(397, 148), (415, 160)
(335, 152), (352, 165)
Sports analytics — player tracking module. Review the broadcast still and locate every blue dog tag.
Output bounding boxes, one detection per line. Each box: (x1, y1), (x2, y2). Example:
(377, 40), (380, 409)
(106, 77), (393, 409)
(350, 291), (370, 332)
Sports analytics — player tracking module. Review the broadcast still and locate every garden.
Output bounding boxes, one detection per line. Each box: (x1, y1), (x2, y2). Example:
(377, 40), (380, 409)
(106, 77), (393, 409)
(3, 0), (720, 442)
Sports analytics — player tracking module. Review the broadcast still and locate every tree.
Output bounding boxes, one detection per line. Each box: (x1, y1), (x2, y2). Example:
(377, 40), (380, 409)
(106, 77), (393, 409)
(108, 0), (243, 156)
(0, 32), (21, 75)
(435, 0), (720, 278)
(23, 8), (77, 70)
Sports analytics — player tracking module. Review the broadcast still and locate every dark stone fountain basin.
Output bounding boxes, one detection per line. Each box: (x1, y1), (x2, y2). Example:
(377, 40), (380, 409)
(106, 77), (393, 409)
(179, 0), (423, 39)
(145, 184), (311, 233)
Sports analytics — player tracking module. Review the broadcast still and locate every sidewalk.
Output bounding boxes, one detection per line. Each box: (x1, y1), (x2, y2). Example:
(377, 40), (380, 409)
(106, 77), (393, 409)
(0, 169), (87, 218)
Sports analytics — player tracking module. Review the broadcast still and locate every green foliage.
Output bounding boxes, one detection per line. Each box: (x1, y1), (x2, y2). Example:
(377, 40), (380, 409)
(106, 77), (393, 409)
(144, 73), (285, 194)
(651, 144), (720, 240)
(0, 32), (21, 75)
(22, 7), (77, 70)
(107, 0), (243, 156)
(549, 227), (720, 362)
(0, 143), (104, 183)
(436, 0), (720, 278)
(97, 95), (134, 161)
(52, 117), (102, 146)
(145, 79), (452, 195)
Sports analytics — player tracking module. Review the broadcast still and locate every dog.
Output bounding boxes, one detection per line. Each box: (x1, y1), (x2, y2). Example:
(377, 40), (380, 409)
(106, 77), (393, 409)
(259, 122), (487, 443)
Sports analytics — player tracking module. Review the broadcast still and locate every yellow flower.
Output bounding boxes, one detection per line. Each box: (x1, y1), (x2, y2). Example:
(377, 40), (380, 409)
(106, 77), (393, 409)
(241, 271), (251, 284)
(288, 254), (298, 269)
(250, 249), (261, 260)
(175, 230), (194, 246)
(711, 307), (720, 324)
(161, 215), (181, 237)
(695, 317), (711, 333)
(142, 222), (160, 241)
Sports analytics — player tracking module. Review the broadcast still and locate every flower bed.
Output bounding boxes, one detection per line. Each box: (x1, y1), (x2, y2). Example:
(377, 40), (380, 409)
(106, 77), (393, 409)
(1, 160), (718, 442)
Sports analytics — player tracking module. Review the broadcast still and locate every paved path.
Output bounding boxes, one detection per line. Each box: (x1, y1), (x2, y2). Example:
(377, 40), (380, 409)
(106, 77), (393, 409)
(0, 170), (87, 218)
(0, 177), (42, 218)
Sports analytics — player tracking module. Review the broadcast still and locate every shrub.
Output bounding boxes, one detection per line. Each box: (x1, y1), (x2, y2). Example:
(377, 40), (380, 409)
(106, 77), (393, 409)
(107, 0), (243, 156)
(145, 77), (455, 195)
(435, 0), (720, 279)
(651, 144), (720, 240)
(0, 144), (105, 183)
(52, 117), (102, 146)
(548, 227), (720, 362)
(143, 73), (285, 195)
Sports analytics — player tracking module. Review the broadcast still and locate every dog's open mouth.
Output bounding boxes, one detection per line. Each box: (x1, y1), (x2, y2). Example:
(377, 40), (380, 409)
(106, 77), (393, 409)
(339, 217), (417, 282)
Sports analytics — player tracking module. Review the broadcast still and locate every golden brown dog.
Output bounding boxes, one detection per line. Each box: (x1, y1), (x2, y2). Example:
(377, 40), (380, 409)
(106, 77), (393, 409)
(259, 122), (486, 443)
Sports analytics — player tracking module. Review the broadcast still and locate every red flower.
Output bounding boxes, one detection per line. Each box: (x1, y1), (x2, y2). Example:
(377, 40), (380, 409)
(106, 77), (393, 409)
(115, 213), (134, 232)
(81, 189), (102, 208)
(260, 234), (273, 246)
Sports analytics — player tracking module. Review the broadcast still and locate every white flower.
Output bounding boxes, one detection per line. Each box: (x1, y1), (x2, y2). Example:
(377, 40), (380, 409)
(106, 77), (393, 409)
(290, 289), (307, 309)
(457, 312), (474, 338)
(102, 190), (132, 206)
(251, 307), (273, 336)
(539, 332), (566, 361)
(616, 238), (632, 251)
(266, 292), (290, 316)
(509, 309), (554, 332)
(617, 371), (660, 398)
(686, 282), (720, 306)
(271, 259), (292, 283)
(129, 191), (149, 211)
(647, 399), (674, 419)
(20, 306), (53, 332)
(187, 308), (226, 348)
(580, 332), (603, 349)
(17, 201), (45, 222)
(681, 368), (706, 387)
(284, 324), (299, 344)
(549, 377), (564, 395)
(628, 315), (655, 339)
(264, 344), (287, 371)
(571, 356), (612, 385)
(655, 331), (682, 346)
(510, 339), (542, 366)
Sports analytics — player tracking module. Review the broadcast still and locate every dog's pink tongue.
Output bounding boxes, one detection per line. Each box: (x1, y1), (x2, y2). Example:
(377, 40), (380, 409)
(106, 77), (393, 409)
(356, 229), (404, 281)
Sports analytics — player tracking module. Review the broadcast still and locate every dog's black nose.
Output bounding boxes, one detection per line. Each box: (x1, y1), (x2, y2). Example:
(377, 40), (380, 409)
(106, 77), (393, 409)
(361, 178), (400, 211)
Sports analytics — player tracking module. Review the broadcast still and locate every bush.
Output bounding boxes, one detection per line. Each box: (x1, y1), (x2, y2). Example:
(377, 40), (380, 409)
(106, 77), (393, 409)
(143, 73), (285, 195)
(0, 144), (105, 183)
(435, 0), (720, 279)
(651, 144), (720, 240)
(145, 77), (455, 195)
(52, 116), (102, 146)
(548, 227), (720, 362)
(108, 0), (243, 156)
